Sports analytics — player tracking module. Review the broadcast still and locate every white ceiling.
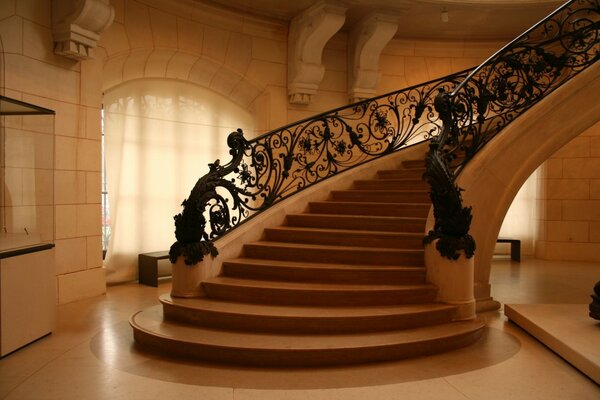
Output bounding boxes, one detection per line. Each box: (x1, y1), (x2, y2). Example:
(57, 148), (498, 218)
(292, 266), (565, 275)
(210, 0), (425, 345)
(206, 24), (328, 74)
(194, 0), (565, 40)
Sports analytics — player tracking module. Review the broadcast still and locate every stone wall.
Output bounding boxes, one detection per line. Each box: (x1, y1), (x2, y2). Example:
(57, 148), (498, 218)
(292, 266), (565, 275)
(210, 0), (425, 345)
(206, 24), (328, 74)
(0, 0), (106, 303)
(536, 121), (600, 262)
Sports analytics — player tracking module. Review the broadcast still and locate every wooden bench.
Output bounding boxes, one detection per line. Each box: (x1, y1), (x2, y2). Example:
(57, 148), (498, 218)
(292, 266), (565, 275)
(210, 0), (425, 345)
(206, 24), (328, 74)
(496, 238), (521, 262)
(138, 251), (170, 286)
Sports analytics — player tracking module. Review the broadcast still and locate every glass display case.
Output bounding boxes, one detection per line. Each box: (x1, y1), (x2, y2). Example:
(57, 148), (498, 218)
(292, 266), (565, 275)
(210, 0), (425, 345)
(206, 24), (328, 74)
(0, 95), (55, 257)
(0, 95), (56, 356)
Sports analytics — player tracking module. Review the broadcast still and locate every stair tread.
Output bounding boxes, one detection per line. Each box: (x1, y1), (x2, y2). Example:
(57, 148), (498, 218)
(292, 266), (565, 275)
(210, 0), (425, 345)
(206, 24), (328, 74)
(354, 178), (425, 183)
(132, 307), (484, 350)
(160, 294), (454, 317)
(269, 226), (423, 238)
(225, 257), (425, 271)
(245, 240), (424, 253)
(332, 189), (428, 193)
(205, 276), (435, 291)
(312, 201), (430, 206)
(379, 168), (425, 172)
(289, 213), (426, 221)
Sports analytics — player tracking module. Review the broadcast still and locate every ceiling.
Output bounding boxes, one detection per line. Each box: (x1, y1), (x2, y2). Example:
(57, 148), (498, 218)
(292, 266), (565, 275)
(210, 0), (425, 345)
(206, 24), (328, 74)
(195, 0), (565, 40)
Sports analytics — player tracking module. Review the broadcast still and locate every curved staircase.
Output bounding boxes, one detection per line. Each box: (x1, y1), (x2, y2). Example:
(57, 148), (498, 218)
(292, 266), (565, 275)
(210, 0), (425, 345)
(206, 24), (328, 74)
(130, 159), (485, 367)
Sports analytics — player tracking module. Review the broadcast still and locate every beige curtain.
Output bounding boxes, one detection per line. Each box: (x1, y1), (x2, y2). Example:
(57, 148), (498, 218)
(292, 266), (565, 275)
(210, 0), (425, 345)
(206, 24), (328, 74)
(497, 168), (540, 256)
(103, 79), (254, 283)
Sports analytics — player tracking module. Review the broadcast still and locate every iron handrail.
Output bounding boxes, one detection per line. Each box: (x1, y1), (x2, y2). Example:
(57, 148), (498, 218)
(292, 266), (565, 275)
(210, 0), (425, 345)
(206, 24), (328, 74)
(423, 0), (599, 259)
(169, 69), (475, 264)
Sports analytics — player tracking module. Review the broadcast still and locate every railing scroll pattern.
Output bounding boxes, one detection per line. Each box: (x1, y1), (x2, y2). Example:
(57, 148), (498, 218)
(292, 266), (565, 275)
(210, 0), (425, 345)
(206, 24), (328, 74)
(169, 72), (472, 265)
(423, 0), (599, 259)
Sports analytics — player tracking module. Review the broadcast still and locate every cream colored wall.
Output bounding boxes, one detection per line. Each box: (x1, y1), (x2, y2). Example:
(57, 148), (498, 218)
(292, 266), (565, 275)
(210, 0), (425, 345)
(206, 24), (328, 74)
(288, 34), (504, 123)
(100, 0), (286, 137)
(0, 1), (106, 304)
(535, 121), (600, 262)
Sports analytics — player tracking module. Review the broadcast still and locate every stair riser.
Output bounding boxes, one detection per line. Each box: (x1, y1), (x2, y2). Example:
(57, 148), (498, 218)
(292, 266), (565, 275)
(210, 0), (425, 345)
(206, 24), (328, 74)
(309, 202), (431, 217)
(162, 303), (455, 334)
(402, 160), (426, 169)
(243, 244), (425, 266)
(378, 170), (424, 179)
(222, 263), (426, 284)
(265, 229), (424, 249)
(202, 283), (436, 306)
(353, 180), (428, 190)
(132, 326), (484, 367)
(286, 215), (426, 233)
(331, 191), (430, 203)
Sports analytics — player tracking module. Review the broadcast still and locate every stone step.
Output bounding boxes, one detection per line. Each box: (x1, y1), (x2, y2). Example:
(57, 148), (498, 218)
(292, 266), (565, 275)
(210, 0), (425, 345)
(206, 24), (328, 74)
(159, 294), (457, 333)
(131, 307), (485, 367)
(402, 159), (426, 169)
(265, 226), (424, 249)
(308, 201), (430, 218)
(330, 189), (430, 203)
(243, 241), (425, 266)
(353, 178), (428, 190)
(202, 277), (436, 306)
(377, 168), (424, 179)
(286, 213), (426, 233)
(222, 258), (426, 284)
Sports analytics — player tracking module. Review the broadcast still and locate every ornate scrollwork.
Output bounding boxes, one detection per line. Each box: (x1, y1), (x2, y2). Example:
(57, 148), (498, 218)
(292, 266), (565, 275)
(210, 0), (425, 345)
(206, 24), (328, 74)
(423, 0), (599, 260)
(169, 73), (468, 265)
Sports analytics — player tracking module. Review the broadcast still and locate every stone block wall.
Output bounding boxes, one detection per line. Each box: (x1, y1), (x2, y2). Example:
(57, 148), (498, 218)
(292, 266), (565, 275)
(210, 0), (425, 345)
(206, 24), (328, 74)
(0, 0), (106, 303)
(536, 121), (600, 262)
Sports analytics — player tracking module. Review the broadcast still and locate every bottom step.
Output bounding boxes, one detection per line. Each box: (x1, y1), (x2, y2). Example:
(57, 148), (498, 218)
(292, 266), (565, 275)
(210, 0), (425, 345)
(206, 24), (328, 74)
(130, 306), (485, 367)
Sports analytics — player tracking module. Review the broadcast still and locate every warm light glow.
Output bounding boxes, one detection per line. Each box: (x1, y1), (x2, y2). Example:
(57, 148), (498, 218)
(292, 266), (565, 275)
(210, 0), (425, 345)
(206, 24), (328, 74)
(103, 79), (254, 282)
(498, 168), (540, 256)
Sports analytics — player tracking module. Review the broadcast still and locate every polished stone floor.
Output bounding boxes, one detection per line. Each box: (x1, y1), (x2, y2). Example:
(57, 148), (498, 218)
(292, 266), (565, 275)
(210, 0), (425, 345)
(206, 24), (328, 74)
(1, 257), (599, 399)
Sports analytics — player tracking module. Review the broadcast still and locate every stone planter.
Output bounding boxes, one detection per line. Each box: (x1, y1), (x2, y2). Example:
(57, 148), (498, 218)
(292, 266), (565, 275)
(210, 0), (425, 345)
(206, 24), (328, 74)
(170, 256), (212, 298)
(425, 240), (476, 321)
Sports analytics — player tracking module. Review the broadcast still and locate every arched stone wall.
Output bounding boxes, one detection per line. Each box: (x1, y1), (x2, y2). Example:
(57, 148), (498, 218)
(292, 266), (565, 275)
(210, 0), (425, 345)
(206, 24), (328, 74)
(102, 49), (265, 112)
(96, 0), (291, 135)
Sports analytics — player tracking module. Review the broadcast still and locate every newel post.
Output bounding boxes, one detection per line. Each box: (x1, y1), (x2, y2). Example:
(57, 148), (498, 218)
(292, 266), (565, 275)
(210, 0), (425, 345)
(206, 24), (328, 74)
(425, 241), (476, 320)
(171, 256), (214, 298)
(422, 89), (477, 320)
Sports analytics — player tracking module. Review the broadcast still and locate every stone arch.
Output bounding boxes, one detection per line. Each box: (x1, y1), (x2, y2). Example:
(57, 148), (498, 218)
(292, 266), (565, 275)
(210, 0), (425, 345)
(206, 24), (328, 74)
(453, 62), (600, 310)
(102, 49), (266, 111)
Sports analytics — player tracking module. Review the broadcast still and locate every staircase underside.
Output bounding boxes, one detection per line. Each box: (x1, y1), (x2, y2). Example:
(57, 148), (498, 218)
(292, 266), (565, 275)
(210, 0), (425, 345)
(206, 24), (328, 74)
(130, 159), (485, 367)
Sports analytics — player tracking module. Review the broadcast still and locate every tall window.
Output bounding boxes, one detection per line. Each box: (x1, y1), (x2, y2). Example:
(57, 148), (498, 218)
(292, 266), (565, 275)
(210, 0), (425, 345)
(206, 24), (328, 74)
(101, 108), (110, 257)
(102, 79), (254, 282)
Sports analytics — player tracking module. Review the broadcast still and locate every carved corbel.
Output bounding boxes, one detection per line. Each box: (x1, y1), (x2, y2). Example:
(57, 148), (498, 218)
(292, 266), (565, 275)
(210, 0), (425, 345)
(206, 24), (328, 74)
(348, 13), (398, 103)
(288, 1), (347, 105)
(52, 0), (115, 60)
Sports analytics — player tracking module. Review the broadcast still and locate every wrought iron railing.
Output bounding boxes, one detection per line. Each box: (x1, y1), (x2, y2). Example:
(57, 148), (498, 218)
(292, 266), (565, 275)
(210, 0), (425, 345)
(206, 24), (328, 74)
(423, 0), (599, 259)
(170, 0), (599, 266)
(169, 71), (474, 264)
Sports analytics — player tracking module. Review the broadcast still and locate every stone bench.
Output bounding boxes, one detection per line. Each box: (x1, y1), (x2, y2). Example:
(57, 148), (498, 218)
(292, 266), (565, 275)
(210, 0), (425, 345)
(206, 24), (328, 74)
(496, 238), (521, 262)
(138, 251), (170, 286)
